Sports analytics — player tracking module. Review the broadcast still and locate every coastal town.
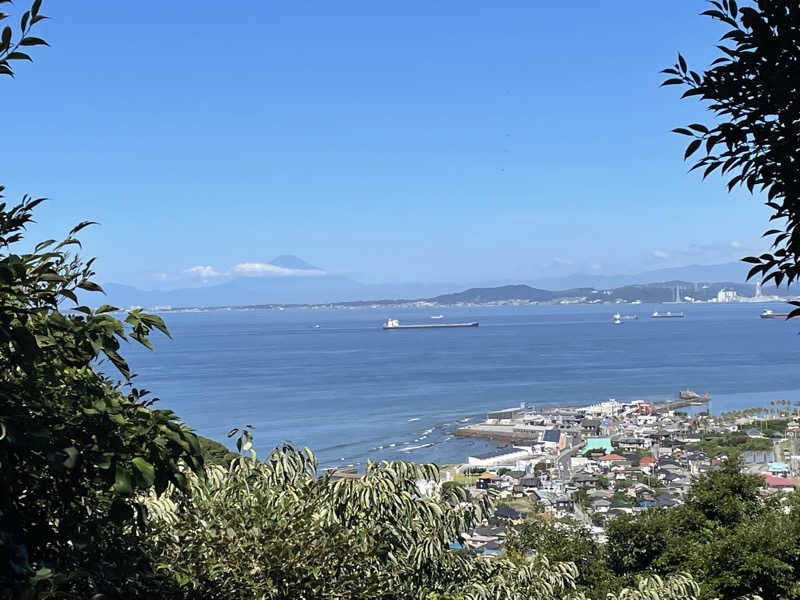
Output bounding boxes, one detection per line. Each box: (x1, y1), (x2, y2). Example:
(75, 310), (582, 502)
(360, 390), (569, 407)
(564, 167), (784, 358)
(446, 396), (800, 555)
(332, 394), (800, 558)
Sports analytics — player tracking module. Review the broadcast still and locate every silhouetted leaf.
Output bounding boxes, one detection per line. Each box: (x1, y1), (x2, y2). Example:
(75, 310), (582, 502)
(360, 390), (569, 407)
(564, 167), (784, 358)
(19, 35), (47, 46)
(684, 139), (702, 159)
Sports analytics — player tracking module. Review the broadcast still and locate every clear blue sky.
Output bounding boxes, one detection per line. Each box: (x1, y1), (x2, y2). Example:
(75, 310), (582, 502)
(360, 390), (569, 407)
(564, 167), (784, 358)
(3, 1), (769, 287)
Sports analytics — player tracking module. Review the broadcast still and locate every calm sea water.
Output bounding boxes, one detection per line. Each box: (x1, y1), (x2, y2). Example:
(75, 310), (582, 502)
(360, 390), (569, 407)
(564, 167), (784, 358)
(122, 303), (800, 468)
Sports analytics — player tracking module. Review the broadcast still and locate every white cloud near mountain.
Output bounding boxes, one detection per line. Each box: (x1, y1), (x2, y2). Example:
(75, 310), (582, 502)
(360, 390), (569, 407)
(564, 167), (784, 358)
(232, 262), (325, 277)
(188, 265), (225, 278)
(651, 249), (670, 259)
(186, 261), (326, 280)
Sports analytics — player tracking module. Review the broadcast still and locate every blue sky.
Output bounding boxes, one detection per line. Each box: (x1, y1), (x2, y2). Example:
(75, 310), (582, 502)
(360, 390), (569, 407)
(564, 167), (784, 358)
(3, 1), (769, 287)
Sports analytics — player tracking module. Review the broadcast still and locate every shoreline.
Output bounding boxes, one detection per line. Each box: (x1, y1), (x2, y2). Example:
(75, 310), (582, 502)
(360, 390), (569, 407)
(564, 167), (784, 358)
(452, 396), (710, 443)
(111, 298), (792, 315)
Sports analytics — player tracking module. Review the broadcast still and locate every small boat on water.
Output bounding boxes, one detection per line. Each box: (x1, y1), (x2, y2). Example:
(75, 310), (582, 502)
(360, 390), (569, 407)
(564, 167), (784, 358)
(431, 315), (444, 319)
(652, 311), (684, 318)
(382, 318), (478, 330)
(761, 308), (798, 319)
(613, 313), (638, 322)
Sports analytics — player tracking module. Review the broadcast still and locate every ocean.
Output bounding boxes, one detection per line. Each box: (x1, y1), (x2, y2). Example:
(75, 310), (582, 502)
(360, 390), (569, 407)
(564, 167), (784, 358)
(122, 302), (800, 469)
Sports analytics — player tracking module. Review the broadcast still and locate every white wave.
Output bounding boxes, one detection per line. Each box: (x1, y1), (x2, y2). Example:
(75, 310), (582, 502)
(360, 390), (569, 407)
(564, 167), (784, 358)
(399, 443), (434, 452)
(408, 417), (420, 422)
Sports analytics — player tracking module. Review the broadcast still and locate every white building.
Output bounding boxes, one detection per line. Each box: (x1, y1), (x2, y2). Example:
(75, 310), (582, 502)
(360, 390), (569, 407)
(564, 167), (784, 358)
(467, 447), (535, 467)
(716, 289), (738, 303)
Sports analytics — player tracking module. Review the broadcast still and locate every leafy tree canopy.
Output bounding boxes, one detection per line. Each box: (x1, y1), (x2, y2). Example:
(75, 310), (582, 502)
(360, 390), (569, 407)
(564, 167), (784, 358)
(663, 0), (800, 298)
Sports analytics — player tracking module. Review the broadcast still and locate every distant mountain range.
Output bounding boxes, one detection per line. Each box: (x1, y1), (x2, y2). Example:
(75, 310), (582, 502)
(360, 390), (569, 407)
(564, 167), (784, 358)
(425, 281), (768, 306)
(95, 255), (461, 308)
(92, 257), (784, 310)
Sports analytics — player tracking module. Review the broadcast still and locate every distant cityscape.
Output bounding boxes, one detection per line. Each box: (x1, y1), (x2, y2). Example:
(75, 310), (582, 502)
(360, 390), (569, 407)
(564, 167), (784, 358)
(136, 280), (791, 313)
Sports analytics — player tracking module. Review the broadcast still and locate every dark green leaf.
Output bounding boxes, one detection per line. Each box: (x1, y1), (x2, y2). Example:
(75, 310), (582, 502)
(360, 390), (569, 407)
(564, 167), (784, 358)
(69, 220), (98, 235)
(132, 457), (155, 486)
(114, 466), (134, 495)
(684, 139), (702, 159)
(19, 36), (48, 46)
(63, 447), (79, 469)
(76, 280), (104, 293)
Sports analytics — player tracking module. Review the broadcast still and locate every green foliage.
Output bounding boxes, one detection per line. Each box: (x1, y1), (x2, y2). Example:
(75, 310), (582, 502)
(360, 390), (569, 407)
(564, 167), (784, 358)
(614, 478), (634, 491)
(506, 517), (617, 598)
(198, 435), (238, 466)
(606, 459), (798, 600)
(145, 444), (710, 600)
(0, 0), (48, 78)
(0, 15), (207, 591)
(463, 466), (486, 475)
(573, 487), (591, 511)
(760, 418), (789, 436)
(640, 475), (665, 490)
(662, 0), (800, 293)
(696, 431), (772, 458)
(0, 195), (207, 596)
(147, 445), (578, 600)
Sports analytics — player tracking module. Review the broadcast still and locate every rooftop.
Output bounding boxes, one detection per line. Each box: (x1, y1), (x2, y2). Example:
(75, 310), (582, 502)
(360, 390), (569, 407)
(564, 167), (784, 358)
(768, 462), (790, 471)
(584, 437), (614, 454)
(542, 429), (561, 443)
(763, 474), (798, 488)
(598, 453), (627, 461)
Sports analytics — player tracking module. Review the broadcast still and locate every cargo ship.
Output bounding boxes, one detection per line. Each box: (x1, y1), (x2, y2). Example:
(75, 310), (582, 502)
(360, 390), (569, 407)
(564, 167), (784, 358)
(382, 318), (479, 330)
(652, 311), (684, 318)
(761, 308), (798, 319)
